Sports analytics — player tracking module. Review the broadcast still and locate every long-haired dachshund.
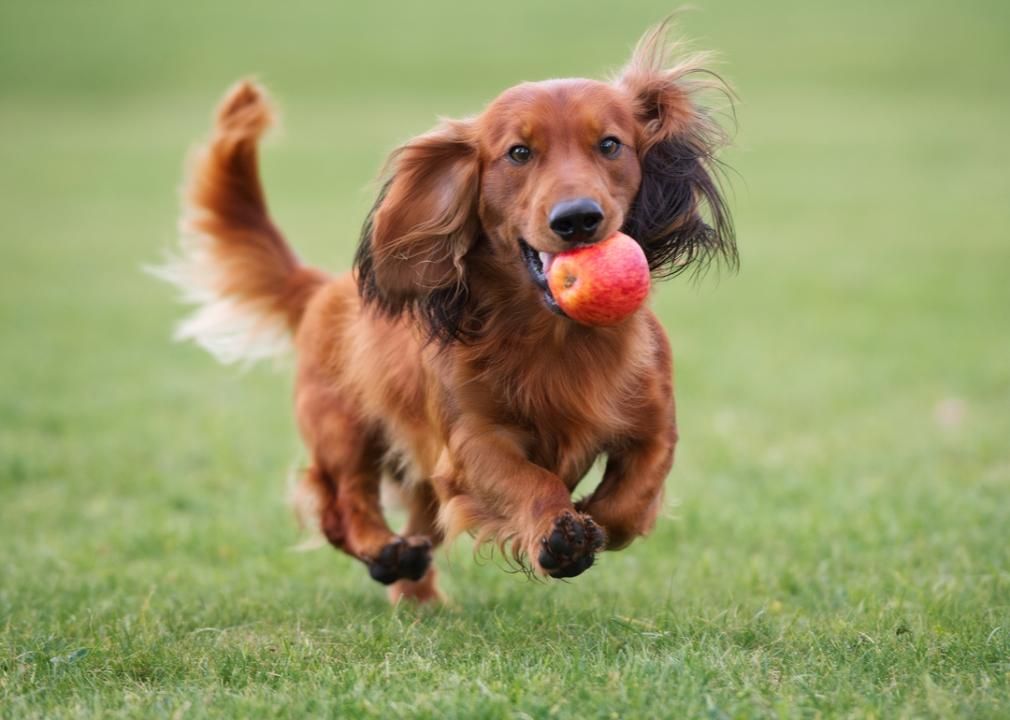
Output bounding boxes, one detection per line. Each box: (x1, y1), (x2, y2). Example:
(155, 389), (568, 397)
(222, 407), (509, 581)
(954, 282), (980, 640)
(160, 23), (735, 602)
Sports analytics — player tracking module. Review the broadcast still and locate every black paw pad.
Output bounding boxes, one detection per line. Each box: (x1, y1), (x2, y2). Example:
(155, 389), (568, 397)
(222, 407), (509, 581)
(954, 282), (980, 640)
(537, 512), (604, 579)
(366, 537), (432, 585)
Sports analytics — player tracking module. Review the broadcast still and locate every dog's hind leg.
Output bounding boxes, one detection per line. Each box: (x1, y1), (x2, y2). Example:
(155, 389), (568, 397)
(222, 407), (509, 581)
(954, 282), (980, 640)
(298, 387), (433, 587)
(387, 480), (444, 603)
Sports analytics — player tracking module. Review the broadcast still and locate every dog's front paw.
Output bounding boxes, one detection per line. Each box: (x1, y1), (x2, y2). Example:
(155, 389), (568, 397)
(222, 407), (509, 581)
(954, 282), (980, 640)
(366, 536), (432, 585)
(536, 512), (604, 579)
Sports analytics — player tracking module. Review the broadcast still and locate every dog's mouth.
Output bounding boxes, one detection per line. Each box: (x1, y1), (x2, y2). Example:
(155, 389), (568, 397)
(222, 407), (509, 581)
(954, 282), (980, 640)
(518, 239), (564, 316)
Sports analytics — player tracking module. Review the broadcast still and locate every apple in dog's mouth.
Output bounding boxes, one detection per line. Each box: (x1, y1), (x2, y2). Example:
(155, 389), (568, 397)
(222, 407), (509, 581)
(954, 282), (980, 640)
(519, 232), (650, 324)
(545, 231), (650, 326)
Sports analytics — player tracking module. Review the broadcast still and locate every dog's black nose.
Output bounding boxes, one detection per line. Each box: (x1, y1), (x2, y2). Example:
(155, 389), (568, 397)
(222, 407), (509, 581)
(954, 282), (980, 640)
(549, 198), (604, 243)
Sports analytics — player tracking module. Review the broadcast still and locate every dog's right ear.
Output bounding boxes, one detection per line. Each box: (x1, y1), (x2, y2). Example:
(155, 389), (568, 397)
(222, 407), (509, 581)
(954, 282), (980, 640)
(618, 21), (736, 277)
(355, 119), (479, 332)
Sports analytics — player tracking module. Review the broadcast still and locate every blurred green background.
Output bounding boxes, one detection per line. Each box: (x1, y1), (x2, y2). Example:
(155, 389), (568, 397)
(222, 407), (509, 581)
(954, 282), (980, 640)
(2, 1), (1008, 717)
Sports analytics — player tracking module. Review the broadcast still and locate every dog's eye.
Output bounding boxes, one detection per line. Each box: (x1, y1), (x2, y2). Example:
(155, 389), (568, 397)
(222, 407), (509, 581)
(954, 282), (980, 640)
(599, 137), (621, 157)
(507, 144), (532, 164)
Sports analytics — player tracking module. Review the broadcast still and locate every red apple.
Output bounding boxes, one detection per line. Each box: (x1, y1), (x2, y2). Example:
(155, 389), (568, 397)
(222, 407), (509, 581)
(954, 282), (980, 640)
(546, 231), (650, 326)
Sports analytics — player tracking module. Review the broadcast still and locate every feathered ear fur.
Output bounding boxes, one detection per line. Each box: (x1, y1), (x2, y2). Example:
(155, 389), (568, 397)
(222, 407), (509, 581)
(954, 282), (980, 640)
(354, 119), (480, 341)
(618, 22), (737, 276)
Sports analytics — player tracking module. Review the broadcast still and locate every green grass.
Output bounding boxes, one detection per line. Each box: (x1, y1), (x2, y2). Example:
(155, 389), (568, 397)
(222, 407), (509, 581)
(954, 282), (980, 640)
(2, 1), (1009, 717)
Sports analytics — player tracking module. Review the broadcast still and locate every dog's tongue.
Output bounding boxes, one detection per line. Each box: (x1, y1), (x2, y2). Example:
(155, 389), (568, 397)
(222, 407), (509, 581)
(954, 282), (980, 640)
(538, 251), (555, 274)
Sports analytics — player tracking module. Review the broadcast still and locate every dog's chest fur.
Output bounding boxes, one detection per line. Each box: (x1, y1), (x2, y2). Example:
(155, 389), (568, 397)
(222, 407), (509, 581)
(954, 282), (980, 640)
(454, 312), (654, 487)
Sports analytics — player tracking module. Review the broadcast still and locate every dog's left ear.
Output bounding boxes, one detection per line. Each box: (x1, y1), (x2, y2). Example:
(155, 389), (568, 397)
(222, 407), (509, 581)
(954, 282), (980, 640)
(618, 23), (737, 276)
(355, 118), (480, 340)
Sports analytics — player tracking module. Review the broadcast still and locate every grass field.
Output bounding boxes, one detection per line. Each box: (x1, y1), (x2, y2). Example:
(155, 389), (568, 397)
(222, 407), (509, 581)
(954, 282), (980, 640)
(2, 1), (1009, 717)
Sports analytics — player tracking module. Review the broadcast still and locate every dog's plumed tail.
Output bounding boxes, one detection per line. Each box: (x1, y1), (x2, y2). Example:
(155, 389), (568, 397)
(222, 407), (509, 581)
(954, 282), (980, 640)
(154, 80), (326, 365)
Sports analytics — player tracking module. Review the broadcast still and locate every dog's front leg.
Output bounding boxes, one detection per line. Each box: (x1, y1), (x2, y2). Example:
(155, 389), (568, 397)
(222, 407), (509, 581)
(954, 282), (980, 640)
(441, 418), (604, 579)
(576, 425), (677, 551)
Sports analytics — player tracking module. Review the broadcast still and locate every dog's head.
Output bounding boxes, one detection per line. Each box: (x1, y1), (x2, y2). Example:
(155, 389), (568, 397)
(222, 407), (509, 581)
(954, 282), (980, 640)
(356, 23), (736, 341)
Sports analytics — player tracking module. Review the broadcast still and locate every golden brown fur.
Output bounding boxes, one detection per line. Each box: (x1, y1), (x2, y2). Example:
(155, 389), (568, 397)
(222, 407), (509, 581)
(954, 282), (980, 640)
(161, 23), (735, 602)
